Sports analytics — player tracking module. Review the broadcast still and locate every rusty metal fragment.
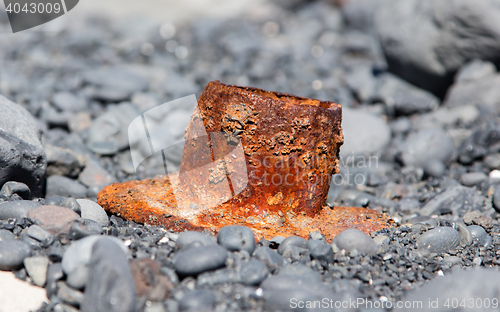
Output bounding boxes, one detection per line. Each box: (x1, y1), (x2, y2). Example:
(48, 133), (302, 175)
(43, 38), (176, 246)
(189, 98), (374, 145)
(97, 81), (393, 242)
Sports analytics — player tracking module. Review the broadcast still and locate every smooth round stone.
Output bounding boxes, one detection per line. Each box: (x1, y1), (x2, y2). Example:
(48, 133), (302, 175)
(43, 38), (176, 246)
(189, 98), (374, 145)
(252, 247), (284, 269)
(467, 225), (487, 240)
(46, 175), (88, 198)
(416, 227), (460, 253)
(62, 235), (127, 289)
(277, 236), (307, 255)
(176, 231), (215, 249)
(454, 222), (472, 246)
(331, 228), (379, 255)
(0, 240), (32, 270)
(45, 196), (81, 215)
(173, 245), (227, 276)
(178, 289), (216, 311)
(479, 235), (493, 248)
(239, 259), (268, 285)
(460, 172), (487, 186)
(310, 243), (334, 263)
(26, 225), (53, 242)
(0, 200), (41, 220)
(76, 199), (109, 226)
(87, 141), (119, 155)
(81, 237), (135, 312)
(68, 220), (104, 240)
(423, 159), (446, 178)
(306, 239), (324, 251)
(0, 182), (31, 200)
(23, 256), (49, 287)
(217, 225), (256, 254)
(492, 185), (500, 213)
(0, 230), (15, 242)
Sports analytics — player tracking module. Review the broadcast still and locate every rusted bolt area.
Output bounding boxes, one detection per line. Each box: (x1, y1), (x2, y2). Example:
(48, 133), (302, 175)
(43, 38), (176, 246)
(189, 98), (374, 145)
(97, 81), (393, 242)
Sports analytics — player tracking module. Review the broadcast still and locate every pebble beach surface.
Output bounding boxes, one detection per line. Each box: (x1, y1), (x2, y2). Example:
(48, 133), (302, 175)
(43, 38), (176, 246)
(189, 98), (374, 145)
(2, 1), (500, 311)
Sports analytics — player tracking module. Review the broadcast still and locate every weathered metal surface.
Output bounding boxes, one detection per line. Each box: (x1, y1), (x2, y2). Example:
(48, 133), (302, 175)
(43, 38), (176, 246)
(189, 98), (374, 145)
(97, 81), (393, 242)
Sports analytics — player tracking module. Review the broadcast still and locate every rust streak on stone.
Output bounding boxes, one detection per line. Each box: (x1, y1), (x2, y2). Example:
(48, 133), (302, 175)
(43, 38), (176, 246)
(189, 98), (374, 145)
(98, 81), (393, 242)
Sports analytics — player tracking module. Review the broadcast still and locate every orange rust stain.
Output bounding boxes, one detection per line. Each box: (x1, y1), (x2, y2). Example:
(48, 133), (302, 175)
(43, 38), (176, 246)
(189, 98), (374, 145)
(97, 81), (393, 242)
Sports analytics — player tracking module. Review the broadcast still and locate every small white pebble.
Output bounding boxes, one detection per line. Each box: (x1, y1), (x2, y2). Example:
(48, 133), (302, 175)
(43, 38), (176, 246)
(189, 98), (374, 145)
(437, 270), (444, 276)
(312, 80), (323, 90)
(124, 239), (132, 247)
(159, 236), (169, 244)
(490, 169), (500, 179)
(255, 288), (263, 297)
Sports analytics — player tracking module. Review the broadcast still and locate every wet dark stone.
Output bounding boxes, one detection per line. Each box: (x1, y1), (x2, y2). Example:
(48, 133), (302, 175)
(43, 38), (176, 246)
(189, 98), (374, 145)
(217, 225), (256, 254)
(81, 237), (136, 312)
(173, 245), (227, 276)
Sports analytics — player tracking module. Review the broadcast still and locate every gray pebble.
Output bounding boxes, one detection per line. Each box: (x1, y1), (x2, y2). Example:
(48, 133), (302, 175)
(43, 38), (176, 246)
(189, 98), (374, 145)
(416, 227), (460, 253)
(62, 235), (127, 289)
(306, 239), (324, 252)
(0, 229), (15, 242)
(26, 225), (53, 242)
(310, 243), (334, 263)
(0, 240), (32, 270)
(24, 256), (49, 287)
(397, 128), (454, 167)
(68, 220), (103, 240)
(239, 259), (268, 285)
(77, 158), (116, 197)
(0, 181), (31, 200)
(176, 231), (215, 249)
(252, 246), (284, 269)
(46, 263), (64, 298)
(52, 91), (86, 112)
(277, 236), (307, 255)
(460, 172), (487, 186)
(331, 228), (379, 255)
(280, 245), (310, 262)
(76, 199), (109, 226)
(0, 95), (47, 197)
(45, 144), (85, 179)
(46, 175), (87, 198)
(423, 159), (446, 178)
(178, 289), (216, 311)
(0, 200), (41, 220)
(81, 237), (135, 312)
(217, 225), (256, 254)
(493, 185), (500, 213)
(467, 225), (487, 240)
(479, 235), (493, 248)
(173, 245), (227, 276)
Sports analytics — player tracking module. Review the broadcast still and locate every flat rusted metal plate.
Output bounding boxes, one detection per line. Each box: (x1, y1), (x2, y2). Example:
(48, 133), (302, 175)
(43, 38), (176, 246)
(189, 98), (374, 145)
(97, 81), (393, 242)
